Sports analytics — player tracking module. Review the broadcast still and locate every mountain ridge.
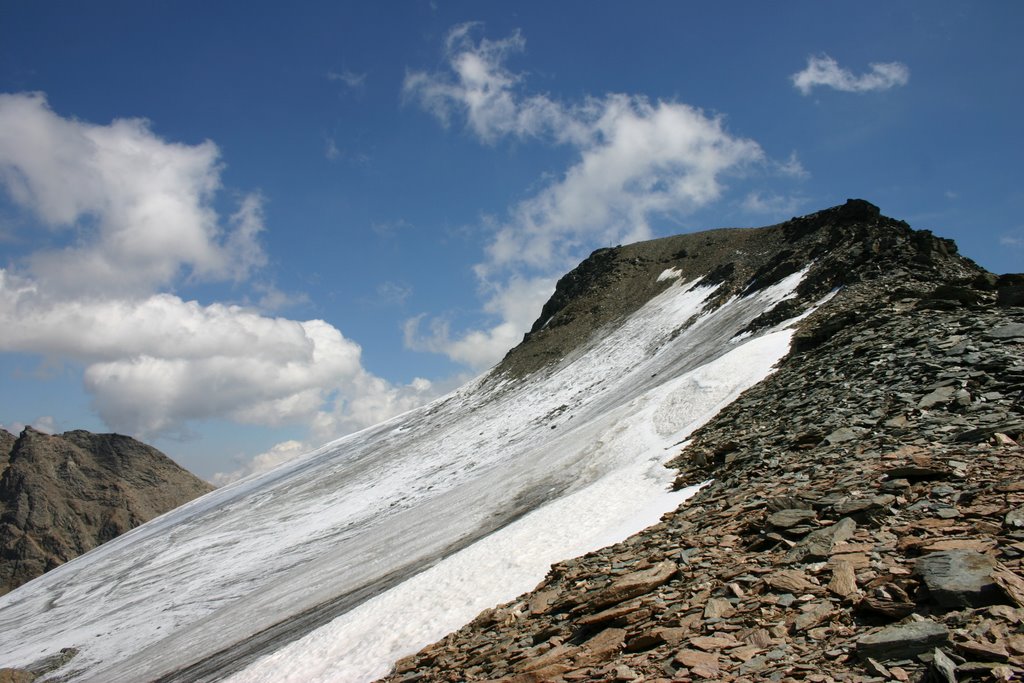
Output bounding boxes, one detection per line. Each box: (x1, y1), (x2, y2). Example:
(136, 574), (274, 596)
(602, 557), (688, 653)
(496, 199), (981, 379)
(0, 427), (214, 596)
(379, 203), (1024, 682)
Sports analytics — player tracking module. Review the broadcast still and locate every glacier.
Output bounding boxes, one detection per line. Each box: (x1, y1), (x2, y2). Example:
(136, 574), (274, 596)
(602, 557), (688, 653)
(0, 270), (816, 682)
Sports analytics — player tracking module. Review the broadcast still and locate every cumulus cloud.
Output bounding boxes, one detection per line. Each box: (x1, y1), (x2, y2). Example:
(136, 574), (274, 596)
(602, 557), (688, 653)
(0, 93), (440, 449)
(405, 275), (556, 370)
(0, 267), (432, 439)
(0, 93), (266, 297)
(211, 439), (309, 486)
(210, 439), (309, 486)
(791, 54), (909, 95)
(403, 24), (766, 369)
(403, 24), (581, 145)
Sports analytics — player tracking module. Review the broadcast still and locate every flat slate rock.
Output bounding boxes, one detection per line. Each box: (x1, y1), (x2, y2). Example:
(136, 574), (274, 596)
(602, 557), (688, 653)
(986, 323), (1024, 339)
(766, 508), (817, 529)
(915, 550), (1001, 608)
(856, 620), (950, 661)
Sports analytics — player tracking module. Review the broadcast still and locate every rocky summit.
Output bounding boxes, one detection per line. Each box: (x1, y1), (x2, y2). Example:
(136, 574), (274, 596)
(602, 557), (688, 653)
(381, 201), (1024, 683)
(0, 428), (213, 595)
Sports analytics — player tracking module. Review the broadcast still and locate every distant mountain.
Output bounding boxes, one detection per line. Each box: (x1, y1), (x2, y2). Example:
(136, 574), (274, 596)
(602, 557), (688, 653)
(0, 427), (214, 595)
(0, 200), (1020, 683)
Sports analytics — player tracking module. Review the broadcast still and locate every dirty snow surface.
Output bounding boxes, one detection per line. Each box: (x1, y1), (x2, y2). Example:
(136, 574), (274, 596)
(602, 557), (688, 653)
(0, 272), (810, 682)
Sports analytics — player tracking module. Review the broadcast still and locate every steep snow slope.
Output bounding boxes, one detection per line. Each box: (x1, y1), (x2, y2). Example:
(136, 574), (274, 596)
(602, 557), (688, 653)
(0, 271), (815, 682)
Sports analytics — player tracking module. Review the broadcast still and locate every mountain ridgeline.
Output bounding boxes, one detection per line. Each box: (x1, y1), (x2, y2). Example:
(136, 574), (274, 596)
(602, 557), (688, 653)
(497, 199), (994, 378)
(1, 200), (1022, 683)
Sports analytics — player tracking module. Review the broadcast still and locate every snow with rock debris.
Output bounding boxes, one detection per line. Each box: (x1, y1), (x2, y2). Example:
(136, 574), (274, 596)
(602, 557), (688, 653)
(0, 269), (813, 682)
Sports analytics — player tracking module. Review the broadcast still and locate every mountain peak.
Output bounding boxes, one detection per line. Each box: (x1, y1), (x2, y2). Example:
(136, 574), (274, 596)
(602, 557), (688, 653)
(499, 200), (981, 378)
(0, 429), (214, 595)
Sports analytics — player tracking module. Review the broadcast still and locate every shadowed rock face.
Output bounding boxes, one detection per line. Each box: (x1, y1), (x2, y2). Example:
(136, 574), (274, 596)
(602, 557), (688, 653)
(0, 428), (213, 595)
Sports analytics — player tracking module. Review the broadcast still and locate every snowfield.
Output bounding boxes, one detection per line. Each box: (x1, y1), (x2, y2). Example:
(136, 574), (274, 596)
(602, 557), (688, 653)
(0, 271), (815, 682)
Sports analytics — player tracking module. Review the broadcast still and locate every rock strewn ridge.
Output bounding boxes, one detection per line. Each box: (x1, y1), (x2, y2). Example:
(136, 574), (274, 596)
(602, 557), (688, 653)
(0, 428), (214, 595)
(381, 207), (1024, 682)
(496, 199), (979, 379)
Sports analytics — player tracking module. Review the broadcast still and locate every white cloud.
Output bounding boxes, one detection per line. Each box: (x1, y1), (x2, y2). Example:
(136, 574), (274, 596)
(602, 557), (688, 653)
(310, 374), (438, 443)
(405, 275), (556, 370)
(403, 23), (580, 145)
(1000, 231), (1024, 249)
(0, 92), (266, 297)
(253, 282), (310, 312)
(374, 281), (412, 306)
(791, 54), (909, 95)
(328, 69), (367, 90)
(777, 151), (809, 179)
(210, 439), (308, 486)
(0, 271), (443, 442)
(325, 137), (341, 161)
(478, 97), (763, 277)
(0, 93), (440, 454)
(403, 24), (766, 368)
(0, 276), (362, 434)
(742, 191), (803, 216)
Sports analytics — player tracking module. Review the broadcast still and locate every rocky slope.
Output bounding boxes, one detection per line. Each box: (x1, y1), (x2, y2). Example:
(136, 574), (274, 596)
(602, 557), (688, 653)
(0, 428), (214, 595)
(0, 429), (15, 472)
(382, 202), (1024, 682)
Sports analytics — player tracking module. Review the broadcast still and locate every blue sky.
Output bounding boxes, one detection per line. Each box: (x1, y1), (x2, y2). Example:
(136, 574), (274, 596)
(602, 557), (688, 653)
(1, 1), (1021, 481)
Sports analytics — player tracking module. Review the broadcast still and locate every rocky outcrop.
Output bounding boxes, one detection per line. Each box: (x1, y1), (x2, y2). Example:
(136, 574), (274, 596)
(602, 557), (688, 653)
(0, 430), (15, 472)
(497, 199), (979, 379)
(0, 428), (213, 595)
(381, 203), (1024, 682)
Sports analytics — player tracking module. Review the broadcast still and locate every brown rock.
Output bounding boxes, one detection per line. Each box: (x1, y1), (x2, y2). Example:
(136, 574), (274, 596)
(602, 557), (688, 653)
(993, 567), (1024, 607)
(827, 560), (859, 598)
(0, 670), (36, 683)
(742, 628), (774, 648)
(518, 644), (575, 672)
(501, 663), (573, 683)
(703, 597), (735, 619)
(575, 628), (626, 666)
(576, 599), (643, 627)
(767, 508), (817, 529)
(784, 517), (856, 563)
(689, 635), (740, 651)
(989, 605), (1024, 623)
(791, 600), (833, 632)
(674, 648), (720, 674)
(587, 561), (677, 610)
(528, 588), (560, 615)
(957, 638), (1010, 661)
(856, 620), (950, 661)
(765, 568), (819, 594)
(1005, 634), (1024, 655)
